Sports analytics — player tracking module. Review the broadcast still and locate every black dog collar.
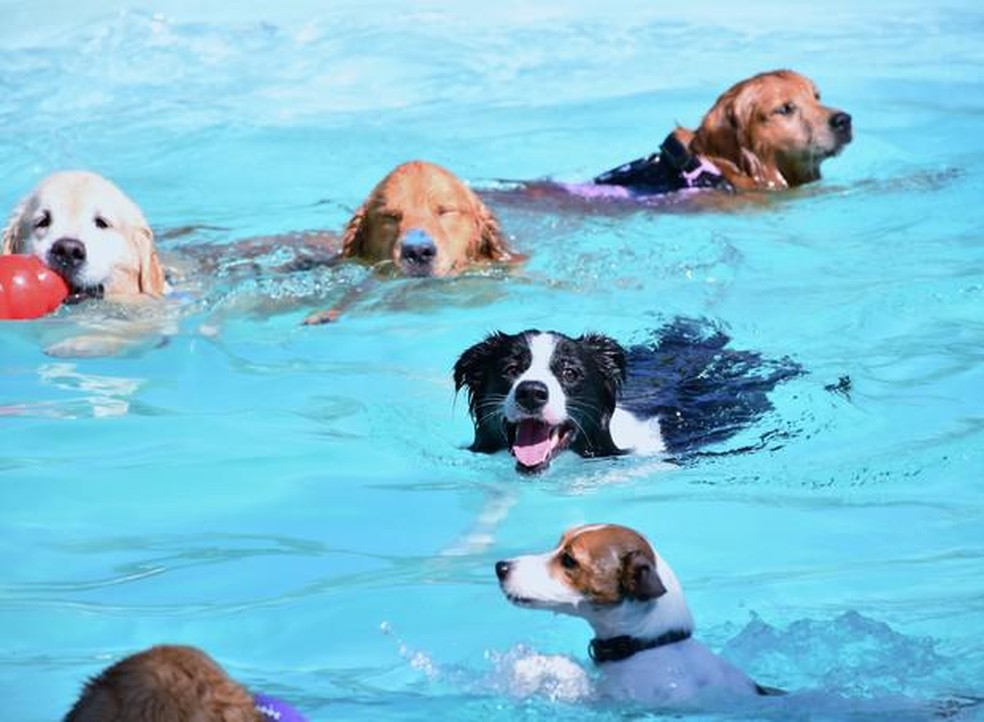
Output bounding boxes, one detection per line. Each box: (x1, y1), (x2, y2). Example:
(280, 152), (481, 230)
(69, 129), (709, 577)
(588, 628), (692, 664)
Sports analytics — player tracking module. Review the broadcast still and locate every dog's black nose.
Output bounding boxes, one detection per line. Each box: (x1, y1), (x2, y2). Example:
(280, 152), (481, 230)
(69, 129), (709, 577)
(514, 380), (549, 412)
(400, 229), (437, 268)
(830, 111), (852, 134)
(49, 237), (87, 269)
(495, 561), (512, 581)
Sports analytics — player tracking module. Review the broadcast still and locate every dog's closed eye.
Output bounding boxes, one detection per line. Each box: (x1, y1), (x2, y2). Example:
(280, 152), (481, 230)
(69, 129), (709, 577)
(93, 214), (111, 230)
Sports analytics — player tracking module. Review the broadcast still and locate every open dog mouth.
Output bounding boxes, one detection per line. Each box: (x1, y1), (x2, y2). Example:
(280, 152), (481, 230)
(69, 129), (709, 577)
(63, 282), (105, 305)
(506, 419), (574, 474)
(502, 588), (537, 607)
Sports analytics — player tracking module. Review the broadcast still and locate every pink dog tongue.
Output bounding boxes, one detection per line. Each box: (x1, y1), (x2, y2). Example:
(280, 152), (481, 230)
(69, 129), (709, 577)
(512, 420), (556, 468)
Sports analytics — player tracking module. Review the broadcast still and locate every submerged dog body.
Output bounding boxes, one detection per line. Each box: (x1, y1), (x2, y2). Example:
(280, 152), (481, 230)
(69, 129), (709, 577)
(453, 321), (802, 474)
(496, 524), (776, 705)
(595, 69), (852, 194)
(3, 171), (165, 301)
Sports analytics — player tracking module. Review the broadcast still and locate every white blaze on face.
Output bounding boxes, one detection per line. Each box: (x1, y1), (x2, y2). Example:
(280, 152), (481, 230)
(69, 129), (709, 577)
(501, 551), (582, 609)
(503, 333), (567, 425)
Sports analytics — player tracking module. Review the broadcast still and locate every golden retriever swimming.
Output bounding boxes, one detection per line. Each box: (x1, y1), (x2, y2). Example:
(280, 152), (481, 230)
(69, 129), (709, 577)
(686, 69), (853, 190)
(2, 170), (165, 301)
(341, 160), (516, 276)
(64, 645), (262, 722)
(592, 69), (852, 194)
(63, 644), (307, 722)
(301, 159), (520, 324)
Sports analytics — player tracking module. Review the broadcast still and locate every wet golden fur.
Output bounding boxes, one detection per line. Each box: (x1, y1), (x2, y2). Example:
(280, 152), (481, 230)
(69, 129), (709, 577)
(341, 160), (515, 276)
(688, 69), (852, 190)
(2, 171), (164, 299)
(64, 645), (262, 722)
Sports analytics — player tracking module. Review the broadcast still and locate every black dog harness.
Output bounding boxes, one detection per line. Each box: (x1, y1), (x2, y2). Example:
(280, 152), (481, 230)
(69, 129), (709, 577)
(593, 133), (733, 195)
(588, 628), (693, 664)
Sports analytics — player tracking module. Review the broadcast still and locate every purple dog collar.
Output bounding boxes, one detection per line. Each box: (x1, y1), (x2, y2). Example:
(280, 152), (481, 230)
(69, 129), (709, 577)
(253, 692), (308, 722)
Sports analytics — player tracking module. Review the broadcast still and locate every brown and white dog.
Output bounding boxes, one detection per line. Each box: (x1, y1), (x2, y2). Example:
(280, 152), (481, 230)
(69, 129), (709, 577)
(495, 524), (781, 705)
(341, 160), (516, 277)
(3, 171), (165, 302)
(63, 645), (262, 722)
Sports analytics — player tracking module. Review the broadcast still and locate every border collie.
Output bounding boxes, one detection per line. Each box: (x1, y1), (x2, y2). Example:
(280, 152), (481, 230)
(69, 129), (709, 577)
(495, 523), (783, 704)
(453, 319), (802, 474)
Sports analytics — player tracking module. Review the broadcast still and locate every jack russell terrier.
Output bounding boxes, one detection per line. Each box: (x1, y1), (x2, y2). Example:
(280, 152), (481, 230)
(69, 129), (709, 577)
(495, 523), (782, 705)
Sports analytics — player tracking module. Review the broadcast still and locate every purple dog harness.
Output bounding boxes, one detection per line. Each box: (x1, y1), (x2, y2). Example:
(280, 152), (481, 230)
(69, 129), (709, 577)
(253, 692), (309, 722)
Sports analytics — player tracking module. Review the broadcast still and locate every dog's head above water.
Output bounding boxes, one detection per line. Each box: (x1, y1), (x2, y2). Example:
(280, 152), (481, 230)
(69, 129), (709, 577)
(2, 170), (165, 301)
(341, 160), (517, 277)
(453, 330), (628, 473)
(495, 523), (694, 641)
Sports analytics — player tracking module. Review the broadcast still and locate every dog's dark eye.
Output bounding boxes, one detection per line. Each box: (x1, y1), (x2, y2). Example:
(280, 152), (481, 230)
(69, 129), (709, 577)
(503, 361), (521, 377)
(560, 552), (579, 570)
(94, 215), (111, 230)
(437, 206), (460, 217)
(775, 102), (796, 116)
(33, 211), (51, 230)
(561, 366), (581, 384)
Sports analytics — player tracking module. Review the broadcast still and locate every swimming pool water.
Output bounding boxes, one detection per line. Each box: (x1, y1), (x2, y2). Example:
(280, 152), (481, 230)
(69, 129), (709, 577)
(1, 1), (982, 720)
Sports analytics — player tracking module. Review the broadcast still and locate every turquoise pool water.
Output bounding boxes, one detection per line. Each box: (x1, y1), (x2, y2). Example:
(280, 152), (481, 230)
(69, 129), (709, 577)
(1, 1), (983, 720)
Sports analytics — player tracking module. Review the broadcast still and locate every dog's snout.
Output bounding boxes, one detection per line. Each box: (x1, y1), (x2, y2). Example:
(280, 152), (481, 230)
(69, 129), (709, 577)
(830, 111), (852, 135)
(400, 229), (437, 267)
(49, 237), (87, 269)
(514, 380), (549, 412)
(495, 560), (512, 582)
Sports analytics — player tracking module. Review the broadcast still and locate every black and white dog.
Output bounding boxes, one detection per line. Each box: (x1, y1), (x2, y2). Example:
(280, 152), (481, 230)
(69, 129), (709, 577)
(453, 319), (802, 474)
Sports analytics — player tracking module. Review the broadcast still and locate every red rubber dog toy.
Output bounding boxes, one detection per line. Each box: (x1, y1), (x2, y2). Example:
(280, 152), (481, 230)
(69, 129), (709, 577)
(0, 255), (69, 320)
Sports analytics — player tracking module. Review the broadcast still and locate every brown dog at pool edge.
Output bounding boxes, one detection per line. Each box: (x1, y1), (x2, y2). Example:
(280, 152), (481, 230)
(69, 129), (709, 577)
(3, 170), (165, 301)
(303, 160), (520, 324)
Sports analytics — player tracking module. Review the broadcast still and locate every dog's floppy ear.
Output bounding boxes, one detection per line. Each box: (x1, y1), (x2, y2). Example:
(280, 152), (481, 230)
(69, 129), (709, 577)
(691, 91), (743, 171)
(619, 550), (667, 602)
(453, 331), (509, 399)
(577, 333), (627, 391)
(474, 196), (515, 263)
(691, 86), (787, 190)
(1, 200), (27, 254)
(340, 204), (368, 258)
(135, 224), (165, 297)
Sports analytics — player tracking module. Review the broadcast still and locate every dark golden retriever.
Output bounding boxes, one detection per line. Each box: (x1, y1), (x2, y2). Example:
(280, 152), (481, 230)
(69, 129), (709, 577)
(341, 160), (516, 276)
(595, 69), (852, 194)
(685, 69), (853, 190)
(63, 645), (262, 722)
(301, 159), (520, 324)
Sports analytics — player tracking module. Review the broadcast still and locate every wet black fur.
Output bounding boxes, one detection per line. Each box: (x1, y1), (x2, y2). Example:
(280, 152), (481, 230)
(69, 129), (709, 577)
(453, 318), (804, 463)
(452, 330), (626, 459)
